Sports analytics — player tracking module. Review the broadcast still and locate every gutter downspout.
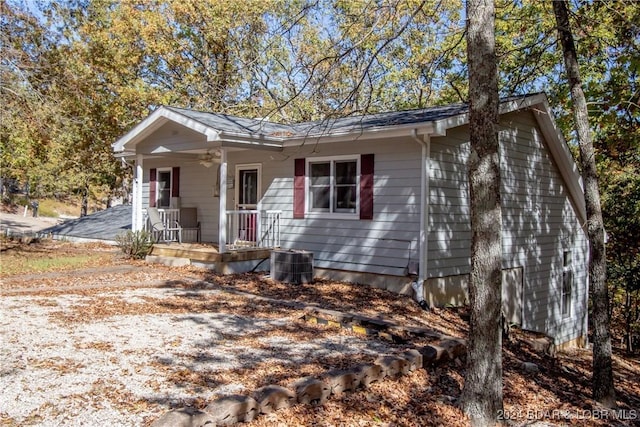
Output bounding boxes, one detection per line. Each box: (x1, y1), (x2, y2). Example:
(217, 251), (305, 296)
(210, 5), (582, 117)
(411, 129), (431, 308)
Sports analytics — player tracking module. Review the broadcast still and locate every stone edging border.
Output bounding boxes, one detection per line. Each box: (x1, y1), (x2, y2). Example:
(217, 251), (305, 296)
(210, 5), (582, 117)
(301, 306), (454, 343)
(151, 338), (467, 427)
(152, 280), (467, 426)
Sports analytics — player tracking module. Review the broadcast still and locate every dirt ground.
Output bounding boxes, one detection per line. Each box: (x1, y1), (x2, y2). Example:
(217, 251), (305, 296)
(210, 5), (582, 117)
(1, 240), (639, 426)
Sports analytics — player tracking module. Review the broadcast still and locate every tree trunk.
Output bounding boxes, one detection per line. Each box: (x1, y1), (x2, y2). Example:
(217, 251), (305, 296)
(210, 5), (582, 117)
(460, 0), (503, 425)
(553, 0), (616, 408)
(80, 185), (89, 217)
(625, 289), (632, 354)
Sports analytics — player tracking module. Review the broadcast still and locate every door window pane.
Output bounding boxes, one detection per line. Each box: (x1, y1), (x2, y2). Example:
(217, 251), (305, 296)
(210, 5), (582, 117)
(239, 169), (258, 205)
(158, 171), (171, 208)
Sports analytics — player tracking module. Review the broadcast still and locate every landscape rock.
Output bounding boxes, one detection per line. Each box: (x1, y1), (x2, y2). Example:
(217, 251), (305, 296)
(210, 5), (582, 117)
(419, 344), (450, 367)
(253, 385), (296, 414)
(375, 355), (408, 377)
(204, 394), (259, 424)
(151, 407), (215, 427)
(323, 369), (361, 395)
(354, 363), (386, 387)
(400, 349), (423, 372)
(291, 377), (331, 406)
(521, 361), (540, 375)
(525, 336), (556, 357)
(439, 338), (467, 359)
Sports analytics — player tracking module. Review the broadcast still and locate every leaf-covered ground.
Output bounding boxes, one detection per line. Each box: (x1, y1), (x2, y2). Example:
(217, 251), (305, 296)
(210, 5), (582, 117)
(1, 240), (638, 426)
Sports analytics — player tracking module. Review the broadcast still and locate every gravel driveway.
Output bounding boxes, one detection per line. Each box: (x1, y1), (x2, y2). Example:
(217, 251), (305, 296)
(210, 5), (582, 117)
(0, 271), (398, 426)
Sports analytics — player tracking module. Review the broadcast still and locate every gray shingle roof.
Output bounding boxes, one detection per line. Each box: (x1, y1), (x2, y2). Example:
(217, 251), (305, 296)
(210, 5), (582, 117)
(162, 94), (538, 139)
(164, 106), (294, 136)
(42, 205), (132, 242)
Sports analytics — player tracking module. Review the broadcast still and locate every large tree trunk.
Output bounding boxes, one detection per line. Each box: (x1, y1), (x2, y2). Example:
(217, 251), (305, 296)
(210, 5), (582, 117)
(553, 0), (616, 408)
(80, 184), (89, 217)
(460, 0), (503, 425)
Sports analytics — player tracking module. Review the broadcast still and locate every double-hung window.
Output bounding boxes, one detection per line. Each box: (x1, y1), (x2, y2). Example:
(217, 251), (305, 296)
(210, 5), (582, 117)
(308, 157), (358, 216)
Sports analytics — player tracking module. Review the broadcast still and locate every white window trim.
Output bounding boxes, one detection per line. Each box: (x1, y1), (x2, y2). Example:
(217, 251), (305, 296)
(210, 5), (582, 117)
(235, 163), (262, 209)
(156, 167), (172, 208)
(305, 155), (360, 220)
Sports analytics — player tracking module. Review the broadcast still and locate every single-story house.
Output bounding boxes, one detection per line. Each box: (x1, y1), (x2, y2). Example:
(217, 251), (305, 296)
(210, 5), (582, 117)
(112, 92), (588, 348)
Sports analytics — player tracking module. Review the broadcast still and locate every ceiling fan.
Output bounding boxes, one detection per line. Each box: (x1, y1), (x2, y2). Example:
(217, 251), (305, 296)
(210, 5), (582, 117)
(198, 149), (222, 168)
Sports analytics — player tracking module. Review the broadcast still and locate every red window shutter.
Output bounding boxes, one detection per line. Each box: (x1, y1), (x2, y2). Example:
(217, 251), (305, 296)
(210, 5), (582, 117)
(293, 158), (305, 219)
(172, 167), (180, 197)
(149, 168), (157, 207)
(360, 154), (374, 220)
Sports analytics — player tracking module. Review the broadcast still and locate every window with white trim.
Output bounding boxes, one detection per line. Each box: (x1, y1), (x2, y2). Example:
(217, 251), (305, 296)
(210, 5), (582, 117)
(307, 157), (358, 215)
(561, 250), (573, 318)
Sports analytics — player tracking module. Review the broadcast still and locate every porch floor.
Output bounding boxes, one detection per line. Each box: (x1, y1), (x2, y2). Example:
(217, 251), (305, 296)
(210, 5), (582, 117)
(150, 243), (272, 264)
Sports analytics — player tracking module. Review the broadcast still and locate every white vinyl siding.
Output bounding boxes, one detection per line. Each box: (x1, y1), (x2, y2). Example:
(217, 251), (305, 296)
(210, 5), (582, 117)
(423, 112), (588, 344)
(142, 159), (219, 242)
(255, 137), (422, 276)
(427, 128), (472, 277)
(499, 111), (588, 344)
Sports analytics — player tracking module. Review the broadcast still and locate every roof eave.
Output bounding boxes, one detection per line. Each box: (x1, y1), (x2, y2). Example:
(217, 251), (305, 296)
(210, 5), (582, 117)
(281, 122), (436, 146)
(112, 107), (221, 153)
(432, 93), (548, 136)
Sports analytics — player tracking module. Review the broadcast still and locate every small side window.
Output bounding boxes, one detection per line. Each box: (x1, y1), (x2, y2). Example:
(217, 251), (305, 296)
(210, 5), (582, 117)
(562, 250), (572, 318)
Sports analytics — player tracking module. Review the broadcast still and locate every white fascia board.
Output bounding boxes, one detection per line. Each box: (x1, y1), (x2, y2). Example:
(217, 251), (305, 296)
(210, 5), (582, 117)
(433, 113), (469, 136)
(113, 151), (136, 159)
(112, 107), (220, 152)
(499, 93), (547, 114)
(432, 94), (548, 136)
(281, 123), (435, 147)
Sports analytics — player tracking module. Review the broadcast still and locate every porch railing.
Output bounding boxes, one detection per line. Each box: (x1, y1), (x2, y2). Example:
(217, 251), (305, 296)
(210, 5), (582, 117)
(143, 208), (180, 242)
(226, 210), (281, 250)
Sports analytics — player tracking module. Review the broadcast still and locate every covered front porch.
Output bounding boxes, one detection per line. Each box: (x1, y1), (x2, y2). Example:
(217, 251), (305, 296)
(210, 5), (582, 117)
(142, 208), (281, 250)
(112, 105), (288, 257)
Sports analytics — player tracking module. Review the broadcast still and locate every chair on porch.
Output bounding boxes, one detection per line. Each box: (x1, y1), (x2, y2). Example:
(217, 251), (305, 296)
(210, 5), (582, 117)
(147, 207), (182, 243)
(179, 207), (201, 242)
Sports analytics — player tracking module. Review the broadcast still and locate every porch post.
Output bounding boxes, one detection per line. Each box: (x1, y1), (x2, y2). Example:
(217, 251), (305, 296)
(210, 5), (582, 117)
(134, 154), (144, 231)
(218, 148), (227, 253)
